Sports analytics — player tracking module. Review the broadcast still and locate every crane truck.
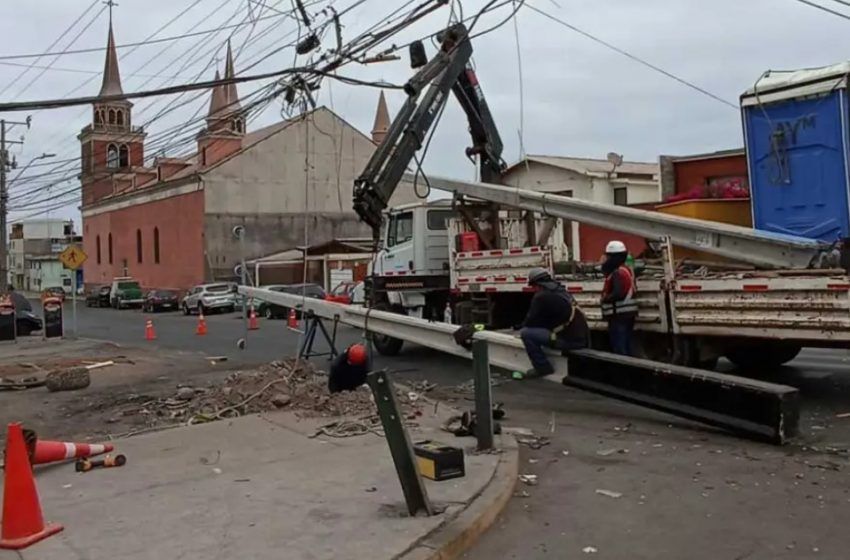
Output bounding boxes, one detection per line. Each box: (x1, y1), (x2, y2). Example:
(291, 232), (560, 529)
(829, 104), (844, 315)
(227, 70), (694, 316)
(352, 23), (850, 371)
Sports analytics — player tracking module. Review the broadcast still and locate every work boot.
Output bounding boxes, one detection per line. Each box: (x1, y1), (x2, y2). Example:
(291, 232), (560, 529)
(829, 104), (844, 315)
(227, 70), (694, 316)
(524, 367), (554, 378)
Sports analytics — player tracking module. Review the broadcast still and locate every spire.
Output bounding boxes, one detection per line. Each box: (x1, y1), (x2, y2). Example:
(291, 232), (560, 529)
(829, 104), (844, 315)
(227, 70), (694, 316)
(371, 91), (390, 144)
(207, 69), (228, 121)
(224, 40), (240, 112)
(98, 20), (124, 97)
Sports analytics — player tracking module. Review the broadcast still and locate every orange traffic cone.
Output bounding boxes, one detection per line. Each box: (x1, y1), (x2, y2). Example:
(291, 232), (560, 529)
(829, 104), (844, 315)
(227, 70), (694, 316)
(32, 440), (114, 466)
(287, 308), (298, 329)
(248, 306), (259, 331)
(196, 313), (207, 336)
(0, 423), (64, 550)
(145, 319), (157, 341)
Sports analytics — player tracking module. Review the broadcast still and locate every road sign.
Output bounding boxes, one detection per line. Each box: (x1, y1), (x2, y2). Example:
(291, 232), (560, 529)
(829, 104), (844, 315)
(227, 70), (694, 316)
(59, 245), (87, 270)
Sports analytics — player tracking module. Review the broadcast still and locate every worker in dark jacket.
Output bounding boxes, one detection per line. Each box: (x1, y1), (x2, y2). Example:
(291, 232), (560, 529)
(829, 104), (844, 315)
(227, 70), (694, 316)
(328, 343), (371, 393)
(519, 268), (589, 377)
(601, 240), (638, 355)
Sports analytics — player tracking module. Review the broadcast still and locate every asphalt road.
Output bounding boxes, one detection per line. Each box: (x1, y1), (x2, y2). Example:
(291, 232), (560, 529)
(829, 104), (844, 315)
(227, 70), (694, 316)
(31, 301), (850, 560)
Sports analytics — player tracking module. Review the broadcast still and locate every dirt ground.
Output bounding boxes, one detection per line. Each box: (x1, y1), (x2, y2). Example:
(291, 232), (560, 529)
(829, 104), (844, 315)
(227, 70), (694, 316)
(0, 340), (245, 445)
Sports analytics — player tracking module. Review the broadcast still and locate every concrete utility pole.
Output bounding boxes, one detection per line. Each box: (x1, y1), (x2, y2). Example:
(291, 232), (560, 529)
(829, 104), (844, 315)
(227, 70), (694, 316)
(0, 117), (30, 290)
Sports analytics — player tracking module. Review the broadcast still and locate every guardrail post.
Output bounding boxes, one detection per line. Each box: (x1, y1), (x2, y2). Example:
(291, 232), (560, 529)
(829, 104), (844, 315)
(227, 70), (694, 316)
(366, 369), (433, 517)
(472, 338), (494, 451)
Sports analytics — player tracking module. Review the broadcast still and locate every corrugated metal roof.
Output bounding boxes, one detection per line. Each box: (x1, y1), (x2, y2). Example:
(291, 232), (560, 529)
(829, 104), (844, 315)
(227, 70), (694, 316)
(512, 155), (658, 177)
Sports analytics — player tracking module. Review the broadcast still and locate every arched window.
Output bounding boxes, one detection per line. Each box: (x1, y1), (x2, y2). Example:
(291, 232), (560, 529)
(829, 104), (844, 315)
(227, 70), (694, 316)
(136, 229), (143, 264)
(96, 235), (102, 264)
(106, 144), (119, 169)
(118, 144), (129, 168)
(153, 227), (160, 264)
(108, 109), (116, 124)
(116, 110), (124, 126)
(95, 109), (103, 125)
(108, 234), (113, 264)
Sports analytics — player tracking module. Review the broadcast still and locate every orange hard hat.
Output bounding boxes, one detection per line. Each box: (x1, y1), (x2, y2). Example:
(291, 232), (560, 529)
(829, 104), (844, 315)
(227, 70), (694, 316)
(347, 344), (368, 366)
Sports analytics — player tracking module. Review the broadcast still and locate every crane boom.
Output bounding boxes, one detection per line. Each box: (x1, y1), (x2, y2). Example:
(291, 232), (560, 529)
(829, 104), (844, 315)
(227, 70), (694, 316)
(352, 23), (504, 235)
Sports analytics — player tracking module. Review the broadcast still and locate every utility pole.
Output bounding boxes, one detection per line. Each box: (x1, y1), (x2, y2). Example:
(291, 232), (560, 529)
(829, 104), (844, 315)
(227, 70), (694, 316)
(0, 117), (29, 291)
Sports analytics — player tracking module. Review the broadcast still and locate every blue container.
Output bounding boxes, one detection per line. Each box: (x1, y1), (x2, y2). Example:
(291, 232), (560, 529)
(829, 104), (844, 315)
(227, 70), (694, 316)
(742, 64), (850, 242)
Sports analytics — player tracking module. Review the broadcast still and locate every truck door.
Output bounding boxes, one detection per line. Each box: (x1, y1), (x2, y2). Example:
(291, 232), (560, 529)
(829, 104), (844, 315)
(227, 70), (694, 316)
(376, 210), (415, 275)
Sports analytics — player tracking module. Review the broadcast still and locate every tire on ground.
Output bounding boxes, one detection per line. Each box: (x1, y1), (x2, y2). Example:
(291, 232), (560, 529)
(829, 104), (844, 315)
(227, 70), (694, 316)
(370, 302), (404, 356)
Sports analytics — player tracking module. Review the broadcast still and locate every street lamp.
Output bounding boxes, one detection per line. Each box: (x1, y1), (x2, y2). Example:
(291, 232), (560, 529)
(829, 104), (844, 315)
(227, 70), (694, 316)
(10, 152), (56, 184)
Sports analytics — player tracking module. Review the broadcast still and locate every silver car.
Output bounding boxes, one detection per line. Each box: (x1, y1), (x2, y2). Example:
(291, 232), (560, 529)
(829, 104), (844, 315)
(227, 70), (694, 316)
(182, 283), (237, 315)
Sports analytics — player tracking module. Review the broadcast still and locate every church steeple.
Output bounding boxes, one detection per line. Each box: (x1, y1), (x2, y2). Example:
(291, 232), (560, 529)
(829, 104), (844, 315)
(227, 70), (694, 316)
(99, 21), (124, 97)
(371, 91), (390, 144)
(204, 41), (244, 136)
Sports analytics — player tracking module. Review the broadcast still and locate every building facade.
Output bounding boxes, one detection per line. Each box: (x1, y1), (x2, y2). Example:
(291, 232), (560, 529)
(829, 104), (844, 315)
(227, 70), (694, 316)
(501, 155), (660, 260)
(7, 219), (81, 292)
(80, 22), (415, 291)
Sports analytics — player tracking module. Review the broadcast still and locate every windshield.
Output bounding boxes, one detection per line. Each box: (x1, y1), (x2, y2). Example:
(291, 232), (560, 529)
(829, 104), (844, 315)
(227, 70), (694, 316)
(118, 282), (140, 290)
(206, 284), (230, 293)
(154, 290), (175, 297)
(387, 211), (413, 247)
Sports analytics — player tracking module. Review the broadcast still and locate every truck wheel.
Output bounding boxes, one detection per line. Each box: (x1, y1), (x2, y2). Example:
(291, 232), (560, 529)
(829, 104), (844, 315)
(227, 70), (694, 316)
(725, 342), (802, 370)
(370, 303), (404, 356)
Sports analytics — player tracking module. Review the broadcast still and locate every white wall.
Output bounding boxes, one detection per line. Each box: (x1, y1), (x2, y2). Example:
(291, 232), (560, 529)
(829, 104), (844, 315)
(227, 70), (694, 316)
(20, 219), (72, 240)
(204, 107), (420, 215)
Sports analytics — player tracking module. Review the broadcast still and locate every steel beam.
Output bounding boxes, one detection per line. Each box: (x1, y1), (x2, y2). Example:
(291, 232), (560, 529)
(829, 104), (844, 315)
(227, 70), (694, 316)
(410, 173), (823, 269)
(564, 349), (800, 444)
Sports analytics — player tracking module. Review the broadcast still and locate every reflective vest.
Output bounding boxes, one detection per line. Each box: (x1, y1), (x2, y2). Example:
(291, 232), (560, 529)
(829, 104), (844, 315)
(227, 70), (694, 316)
(601, 265), (638, 318)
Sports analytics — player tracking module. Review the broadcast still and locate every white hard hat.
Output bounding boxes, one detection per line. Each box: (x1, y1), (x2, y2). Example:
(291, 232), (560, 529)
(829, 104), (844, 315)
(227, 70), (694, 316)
(605, 240), (627, 254)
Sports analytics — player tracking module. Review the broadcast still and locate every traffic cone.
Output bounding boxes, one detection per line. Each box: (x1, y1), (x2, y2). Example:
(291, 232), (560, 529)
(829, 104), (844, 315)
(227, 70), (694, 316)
(145, 319), (157, 341)
(248, 306), (259, 330)
(196, 313), (207, 336)
(287, 308), (298, 329)
(32, 440), (114, 466)
(0, 423), (64, 550)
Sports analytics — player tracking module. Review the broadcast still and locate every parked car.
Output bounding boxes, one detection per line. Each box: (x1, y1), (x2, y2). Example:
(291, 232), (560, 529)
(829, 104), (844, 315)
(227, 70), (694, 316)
(110, 277), (144, 309)
(41, 287), (66, 303)
(85, 286), (111, 308)
(325, 281), (365, 305)
(143, 289), (180, 313)
(15, 309), (43, 336)
(182, 283), (237, 315)
(256, 283), (326, 319)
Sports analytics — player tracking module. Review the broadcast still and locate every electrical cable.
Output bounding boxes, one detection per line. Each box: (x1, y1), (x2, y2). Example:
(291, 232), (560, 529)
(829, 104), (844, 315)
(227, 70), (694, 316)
(794, 0), (850, 21)
(0, 0), (101, 98)
(525, 4), (738, 110)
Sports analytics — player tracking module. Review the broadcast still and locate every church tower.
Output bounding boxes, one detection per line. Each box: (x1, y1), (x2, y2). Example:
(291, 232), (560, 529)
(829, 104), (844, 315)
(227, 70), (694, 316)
(79, 17), (146, 205)
(197, 41), (245, 167)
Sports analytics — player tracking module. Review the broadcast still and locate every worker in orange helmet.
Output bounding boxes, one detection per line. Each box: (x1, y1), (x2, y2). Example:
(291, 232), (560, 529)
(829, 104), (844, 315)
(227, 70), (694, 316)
(328, 343), (371, 393)
(600, 240), (638, 355)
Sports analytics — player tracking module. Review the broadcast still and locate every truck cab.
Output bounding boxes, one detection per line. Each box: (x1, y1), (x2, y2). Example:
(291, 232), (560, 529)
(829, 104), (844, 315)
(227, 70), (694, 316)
(373, 200), (455, 280)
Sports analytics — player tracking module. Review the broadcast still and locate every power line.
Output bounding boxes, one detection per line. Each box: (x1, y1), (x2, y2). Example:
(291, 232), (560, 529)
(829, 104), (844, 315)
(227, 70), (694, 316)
(526, 4), (738, 110)
(828, 0), (850, 7)
(0, 10), (291, 61)
(794, 0), (850, 20)
(0, 0), (101, 98)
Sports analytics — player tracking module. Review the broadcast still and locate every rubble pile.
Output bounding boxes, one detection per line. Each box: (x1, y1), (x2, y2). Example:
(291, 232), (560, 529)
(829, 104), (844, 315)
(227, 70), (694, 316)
(125, 359), (421, 428)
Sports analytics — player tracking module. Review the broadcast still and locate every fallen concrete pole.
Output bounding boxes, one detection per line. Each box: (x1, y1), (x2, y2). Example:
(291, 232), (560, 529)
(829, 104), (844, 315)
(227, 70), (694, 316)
(565, 349), (800, 444)
(240, 286), (801, 444)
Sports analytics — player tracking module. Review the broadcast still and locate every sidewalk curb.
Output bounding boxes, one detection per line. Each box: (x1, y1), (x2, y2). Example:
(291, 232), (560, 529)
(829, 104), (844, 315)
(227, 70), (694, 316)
(398, 435), (519, 560)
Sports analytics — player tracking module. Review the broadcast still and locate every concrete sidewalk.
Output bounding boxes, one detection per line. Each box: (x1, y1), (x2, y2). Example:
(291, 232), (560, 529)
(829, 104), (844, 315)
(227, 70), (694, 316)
(2, 409), (517, 560)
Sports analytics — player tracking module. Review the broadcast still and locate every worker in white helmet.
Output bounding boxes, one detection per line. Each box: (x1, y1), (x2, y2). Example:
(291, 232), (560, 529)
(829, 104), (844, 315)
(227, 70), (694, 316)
(600, 240), (638, 355)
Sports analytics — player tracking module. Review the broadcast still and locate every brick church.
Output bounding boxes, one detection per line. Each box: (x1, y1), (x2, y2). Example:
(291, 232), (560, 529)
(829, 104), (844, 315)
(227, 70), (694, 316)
(81, 20), (415, 291)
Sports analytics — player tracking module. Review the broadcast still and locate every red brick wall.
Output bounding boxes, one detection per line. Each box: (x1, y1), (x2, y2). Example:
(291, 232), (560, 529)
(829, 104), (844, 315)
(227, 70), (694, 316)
(83, 189), (205, 291)
(578, 202), (656, 261)
(198, 136), (242, 167)
(673, 154), (747, 195)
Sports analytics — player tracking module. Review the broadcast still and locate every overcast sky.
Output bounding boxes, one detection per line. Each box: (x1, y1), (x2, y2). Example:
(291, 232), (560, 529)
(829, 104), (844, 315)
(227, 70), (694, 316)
(3, 0), (850, 228)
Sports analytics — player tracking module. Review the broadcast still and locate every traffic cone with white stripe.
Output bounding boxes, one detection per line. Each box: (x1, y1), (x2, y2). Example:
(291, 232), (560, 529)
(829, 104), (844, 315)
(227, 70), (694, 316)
(248, 306), (259, 331)
(196, 313), (207, 336)
(287, 308), (298, 329)
(32, 440), (114, 466)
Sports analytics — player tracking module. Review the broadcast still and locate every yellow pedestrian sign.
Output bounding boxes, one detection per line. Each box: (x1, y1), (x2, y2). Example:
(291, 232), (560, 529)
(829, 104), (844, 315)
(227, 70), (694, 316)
(60, 245), (87, 270)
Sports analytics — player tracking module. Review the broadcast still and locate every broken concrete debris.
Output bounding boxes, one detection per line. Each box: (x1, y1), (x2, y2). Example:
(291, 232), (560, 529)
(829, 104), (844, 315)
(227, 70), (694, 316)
(107, 359), (421, 434)
(45, 366), (91, 392)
